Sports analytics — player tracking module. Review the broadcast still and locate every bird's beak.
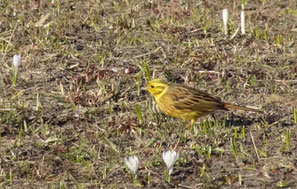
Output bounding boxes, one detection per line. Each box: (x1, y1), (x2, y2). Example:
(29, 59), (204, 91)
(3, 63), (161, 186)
(141, 87), (148, 91)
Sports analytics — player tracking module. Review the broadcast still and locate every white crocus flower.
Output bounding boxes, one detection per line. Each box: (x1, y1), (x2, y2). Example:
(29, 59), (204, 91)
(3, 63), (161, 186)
(222, 8), (229, 35)
(13, 54), (21, 70)
(162, 150), (179, 175)
(241, 9), (245, 34)
(125, 155), (139, 176)
(12, 54), (22, 86)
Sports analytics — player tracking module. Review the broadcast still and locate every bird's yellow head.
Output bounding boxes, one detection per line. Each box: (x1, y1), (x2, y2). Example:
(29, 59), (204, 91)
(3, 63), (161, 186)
(147, 78), (168, 98)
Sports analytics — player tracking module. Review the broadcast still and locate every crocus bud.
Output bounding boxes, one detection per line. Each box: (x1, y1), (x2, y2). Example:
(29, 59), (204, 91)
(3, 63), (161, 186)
(162, 150), (179, 175)
(13, 54), (21, 70)
(222, 9), (229, 35)
(125, 155), (139, 176)
(241, 9), (245, 34)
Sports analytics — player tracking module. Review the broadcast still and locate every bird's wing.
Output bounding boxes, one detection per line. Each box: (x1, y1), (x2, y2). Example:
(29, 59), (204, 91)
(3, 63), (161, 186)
(167, 84), (225, 113)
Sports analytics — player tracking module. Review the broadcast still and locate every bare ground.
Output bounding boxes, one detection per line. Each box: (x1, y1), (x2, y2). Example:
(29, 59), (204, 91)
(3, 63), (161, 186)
(1, 0), (297, 188)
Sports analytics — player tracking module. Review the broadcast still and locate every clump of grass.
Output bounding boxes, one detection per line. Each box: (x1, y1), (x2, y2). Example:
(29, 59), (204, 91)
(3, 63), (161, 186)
(264, 24), (269, 41)
(293, 107), (297, 123)
(135, 104), (143, 124)
(277, 35), (283, 45)
(229, 137), (238, 159)
(143, 61), (151, 81)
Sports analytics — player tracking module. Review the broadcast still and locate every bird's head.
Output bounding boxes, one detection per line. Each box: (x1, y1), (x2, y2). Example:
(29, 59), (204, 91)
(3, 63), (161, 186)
(146, 78), (168, 98)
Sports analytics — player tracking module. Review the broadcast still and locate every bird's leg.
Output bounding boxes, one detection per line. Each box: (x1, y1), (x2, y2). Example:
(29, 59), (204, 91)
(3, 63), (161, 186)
(185, 119), (195, 129)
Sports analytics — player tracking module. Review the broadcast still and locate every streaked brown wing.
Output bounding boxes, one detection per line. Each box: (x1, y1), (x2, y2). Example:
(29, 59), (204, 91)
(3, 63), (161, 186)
(167, 84), (225, 112)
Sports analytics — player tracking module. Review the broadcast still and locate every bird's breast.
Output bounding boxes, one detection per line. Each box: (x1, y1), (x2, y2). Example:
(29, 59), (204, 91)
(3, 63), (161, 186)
(156, 95), (191, 119)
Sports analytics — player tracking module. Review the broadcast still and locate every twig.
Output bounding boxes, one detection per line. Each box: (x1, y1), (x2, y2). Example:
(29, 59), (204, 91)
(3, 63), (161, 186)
(274, 80), (297, 83)
(250, 131), (260, 162)
(230, 27), (240, 40)
(198, 70), (220, 75)
(133, 47), (161, 59)
(172, 138), (180, 151)
(281, 80), (294, 93)
(190, 28), (203, 33)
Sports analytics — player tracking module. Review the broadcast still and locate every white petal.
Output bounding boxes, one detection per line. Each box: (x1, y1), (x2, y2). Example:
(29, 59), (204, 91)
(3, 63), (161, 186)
(222, 9), (229, 24)
(162, 150), (179, 171)
(222, 8), (229, 35)
(125, 155), (139, 174)
(241, 10), (245, 34)
(13, 54), (21, 70)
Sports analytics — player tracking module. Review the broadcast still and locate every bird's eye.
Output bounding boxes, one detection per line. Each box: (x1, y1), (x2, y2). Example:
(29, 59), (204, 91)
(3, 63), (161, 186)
(151, 85), (155, 88)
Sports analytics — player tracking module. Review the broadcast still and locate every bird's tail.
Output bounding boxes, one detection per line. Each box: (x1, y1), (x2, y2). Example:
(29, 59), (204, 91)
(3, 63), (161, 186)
(224, 103), (263, 113)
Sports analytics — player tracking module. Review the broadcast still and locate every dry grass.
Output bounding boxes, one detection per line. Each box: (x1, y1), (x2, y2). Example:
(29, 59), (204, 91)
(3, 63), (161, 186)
(1, 0), (297, 188)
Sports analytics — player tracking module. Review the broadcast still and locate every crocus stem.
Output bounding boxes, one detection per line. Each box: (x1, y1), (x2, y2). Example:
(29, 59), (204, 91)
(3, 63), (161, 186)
(13, 70), (18, 86)
(132, 173), (142, 187)
(165, 169), (170, 183)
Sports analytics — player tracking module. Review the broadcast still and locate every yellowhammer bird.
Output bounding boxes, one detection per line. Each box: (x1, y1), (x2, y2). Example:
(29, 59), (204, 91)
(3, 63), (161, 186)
(147, 78), (263, 126)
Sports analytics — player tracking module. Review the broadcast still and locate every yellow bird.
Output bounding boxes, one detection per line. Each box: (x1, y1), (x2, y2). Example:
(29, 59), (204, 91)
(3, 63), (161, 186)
(147, 78), (263, 126)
